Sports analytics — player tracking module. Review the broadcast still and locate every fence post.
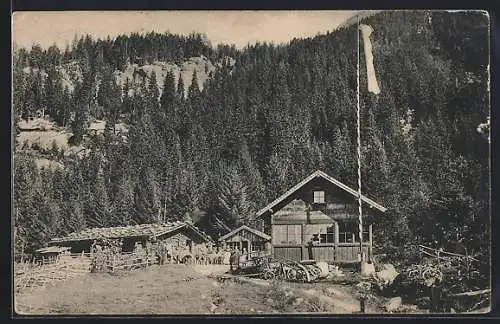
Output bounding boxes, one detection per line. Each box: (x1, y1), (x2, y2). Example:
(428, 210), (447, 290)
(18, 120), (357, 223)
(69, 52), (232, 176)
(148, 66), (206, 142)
(112, 254), (115, 273)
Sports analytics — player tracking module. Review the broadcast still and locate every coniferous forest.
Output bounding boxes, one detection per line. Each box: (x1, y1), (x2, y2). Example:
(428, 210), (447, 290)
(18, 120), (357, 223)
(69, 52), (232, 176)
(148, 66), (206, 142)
(13, 9), (490, 273)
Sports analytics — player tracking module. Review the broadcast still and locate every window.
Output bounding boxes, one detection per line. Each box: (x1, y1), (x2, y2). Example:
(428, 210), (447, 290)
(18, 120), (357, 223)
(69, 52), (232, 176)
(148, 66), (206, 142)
(319, 225), (335, 243)
(272, 225), (302, 245)
(186, 239), (192, 252)
(251, 242), (266, 251)
(313, 191), (325, 203)
(304, 224), (336, 244)
(338, 222), (369, 243)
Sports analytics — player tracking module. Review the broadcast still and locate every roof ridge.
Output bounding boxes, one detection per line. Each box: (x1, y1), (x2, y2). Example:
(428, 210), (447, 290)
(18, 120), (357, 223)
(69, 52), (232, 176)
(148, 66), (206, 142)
(218, 225), (271, 241)
(256, 170), (387, 217)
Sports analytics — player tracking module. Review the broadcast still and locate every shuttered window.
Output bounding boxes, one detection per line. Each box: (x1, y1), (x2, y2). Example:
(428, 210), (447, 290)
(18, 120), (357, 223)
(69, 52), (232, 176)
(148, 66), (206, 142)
(272, 225), (302, 245)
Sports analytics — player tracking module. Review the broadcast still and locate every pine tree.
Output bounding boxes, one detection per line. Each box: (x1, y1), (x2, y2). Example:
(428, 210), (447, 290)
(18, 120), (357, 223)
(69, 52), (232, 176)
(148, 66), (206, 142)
(216, 163), (254, 228)
(160, 70), (176, 110)
(87, 171), (113, 228)
(188, 69), (201, 101)
(177, 73), (185, 101)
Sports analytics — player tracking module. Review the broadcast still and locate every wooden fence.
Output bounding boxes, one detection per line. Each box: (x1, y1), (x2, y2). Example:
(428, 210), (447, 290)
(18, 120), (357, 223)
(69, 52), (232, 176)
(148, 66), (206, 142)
(89, 250), (159, 273)
(15, 253), (91, 293)
(418, 245), (489, 312)
(105, 252), (158, 273)
(418, 245), (479, 263)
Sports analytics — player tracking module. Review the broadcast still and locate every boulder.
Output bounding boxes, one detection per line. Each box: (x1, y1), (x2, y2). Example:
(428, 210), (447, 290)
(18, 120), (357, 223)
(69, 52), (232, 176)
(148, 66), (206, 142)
(315, 262), (330, 278)
(292, 297), (304, 306)
(328, 265), (345, 277)
(361, 262), (376, 278)
(385, 297), (402, 312)
(376, 263), (399, 285)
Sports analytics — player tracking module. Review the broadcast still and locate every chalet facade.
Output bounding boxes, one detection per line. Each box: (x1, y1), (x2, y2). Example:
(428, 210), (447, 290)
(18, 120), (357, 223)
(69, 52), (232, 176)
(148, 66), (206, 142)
(218, 225), (271, 256)
(256, 170), (387, 263)
(49, 221), (214, 254)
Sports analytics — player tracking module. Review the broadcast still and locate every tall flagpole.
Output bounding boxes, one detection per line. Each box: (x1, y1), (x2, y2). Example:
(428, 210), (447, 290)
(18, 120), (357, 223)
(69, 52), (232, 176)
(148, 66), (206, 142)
(356, 15), (364, 264)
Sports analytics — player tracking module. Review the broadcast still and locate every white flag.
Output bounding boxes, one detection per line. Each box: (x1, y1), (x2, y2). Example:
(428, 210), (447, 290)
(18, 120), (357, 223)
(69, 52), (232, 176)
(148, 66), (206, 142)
(359, 24), (381, 95)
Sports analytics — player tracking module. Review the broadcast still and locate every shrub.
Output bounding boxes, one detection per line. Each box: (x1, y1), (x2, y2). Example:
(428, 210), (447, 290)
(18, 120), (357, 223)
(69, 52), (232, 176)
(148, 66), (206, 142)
(305, 296), (331, 312)
(267, 281), (295, 311)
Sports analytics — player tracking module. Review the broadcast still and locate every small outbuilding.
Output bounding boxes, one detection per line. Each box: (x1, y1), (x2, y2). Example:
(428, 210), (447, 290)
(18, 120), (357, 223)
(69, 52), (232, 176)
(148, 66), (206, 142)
(218, 225), (271, 257)
(34, 246), (71, 264)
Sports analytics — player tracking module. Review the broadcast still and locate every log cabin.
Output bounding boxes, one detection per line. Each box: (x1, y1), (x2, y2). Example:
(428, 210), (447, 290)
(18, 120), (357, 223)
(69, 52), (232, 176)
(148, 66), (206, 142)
(256, 170), (387, 263)
(48, 221), (214, 254)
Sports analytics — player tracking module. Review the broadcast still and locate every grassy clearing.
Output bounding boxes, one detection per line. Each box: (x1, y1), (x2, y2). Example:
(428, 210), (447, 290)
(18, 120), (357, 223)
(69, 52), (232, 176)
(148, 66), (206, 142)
(16, 264), (282, 315)
(15, 264), (396, 315)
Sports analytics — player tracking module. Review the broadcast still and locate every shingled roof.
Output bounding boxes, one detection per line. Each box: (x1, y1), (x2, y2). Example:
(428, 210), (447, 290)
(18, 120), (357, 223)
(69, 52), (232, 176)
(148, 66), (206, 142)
(50, 221), (213, 244)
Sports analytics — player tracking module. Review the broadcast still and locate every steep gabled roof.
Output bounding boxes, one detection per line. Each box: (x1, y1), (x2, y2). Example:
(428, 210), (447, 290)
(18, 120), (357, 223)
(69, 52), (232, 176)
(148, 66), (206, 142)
(218, 225), (271, 242)
(256, 170), (387, 218)
(50, 221), (213, 244)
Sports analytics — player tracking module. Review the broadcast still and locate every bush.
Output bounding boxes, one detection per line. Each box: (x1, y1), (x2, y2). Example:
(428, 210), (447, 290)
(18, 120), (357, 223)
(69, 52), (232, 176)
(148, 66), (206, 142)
(305, 296), (331, 312)
(267, 281), (295, 311)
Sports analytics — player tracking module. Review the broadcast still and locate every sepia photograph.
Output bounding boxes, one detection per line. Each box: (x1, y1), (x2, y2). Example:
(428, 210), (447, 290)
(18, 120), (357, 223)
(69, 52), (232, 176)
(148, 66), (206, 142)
(12, 10), (491, 315)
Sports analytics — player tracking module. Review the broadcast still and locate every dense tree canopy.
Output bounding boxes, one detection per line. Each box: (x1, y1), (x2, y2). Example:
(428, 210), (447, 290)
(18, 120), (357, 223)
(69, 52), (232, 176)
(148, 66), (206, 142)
(13, 11), (489, 265)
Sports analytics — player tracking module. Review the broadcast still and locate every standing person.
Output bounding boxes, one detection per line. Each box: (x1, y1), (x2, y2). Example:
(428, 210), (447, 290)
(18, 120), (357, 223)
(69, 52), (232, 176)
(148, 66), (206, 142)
(229, 248), (235, 271)
(234, 247), (241, 270)
(230, 248), (241, 272)
(223, 248), (231, 265)
(241, 248), (248, 264)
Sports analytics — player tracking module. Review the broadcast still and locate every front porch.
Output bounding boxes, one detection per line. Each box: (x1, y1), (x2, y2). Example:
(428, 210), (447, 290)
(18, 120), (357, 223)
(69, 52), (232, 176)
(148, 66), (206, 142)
(272, 223), (373, 263)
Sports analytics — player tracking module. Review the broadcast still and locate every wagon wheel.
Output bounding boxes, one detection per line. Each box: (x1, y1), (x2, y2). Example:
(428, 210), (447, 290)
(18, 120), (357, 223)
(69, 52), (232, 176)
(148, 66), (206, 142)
(262, 270), (275, 280)
(296, 268), (309, 282)
(296, 264), (311, 282)
(286, 268), (298, 281)
(308, 266), (321, 279)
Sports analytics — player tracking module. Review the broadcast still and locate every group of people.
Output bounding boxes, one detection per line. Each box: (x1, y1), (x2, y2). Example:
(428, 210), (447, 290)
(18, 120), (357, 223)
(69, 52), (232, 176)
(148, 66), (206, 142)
(156, 245), (251, 269)
(90, 238), (255, 269)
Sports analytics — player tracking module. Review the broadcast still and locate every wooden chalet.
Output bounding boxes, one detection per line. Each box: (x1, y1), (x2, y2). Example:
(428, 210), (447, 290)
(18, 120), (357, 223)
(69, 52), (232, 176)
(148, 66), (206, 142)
(49, 221), (214, 253)
(256, 170), (387, 263)
(218, 225), (271, 255)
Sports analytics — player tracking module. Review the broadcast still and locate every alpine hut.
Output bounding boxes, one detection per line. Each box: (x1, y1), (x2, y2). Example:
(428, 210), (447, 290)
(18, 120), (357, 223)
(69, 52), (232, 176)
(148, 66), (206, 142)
(49, 221), (213, 254)
(255, 170), (387, 263)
